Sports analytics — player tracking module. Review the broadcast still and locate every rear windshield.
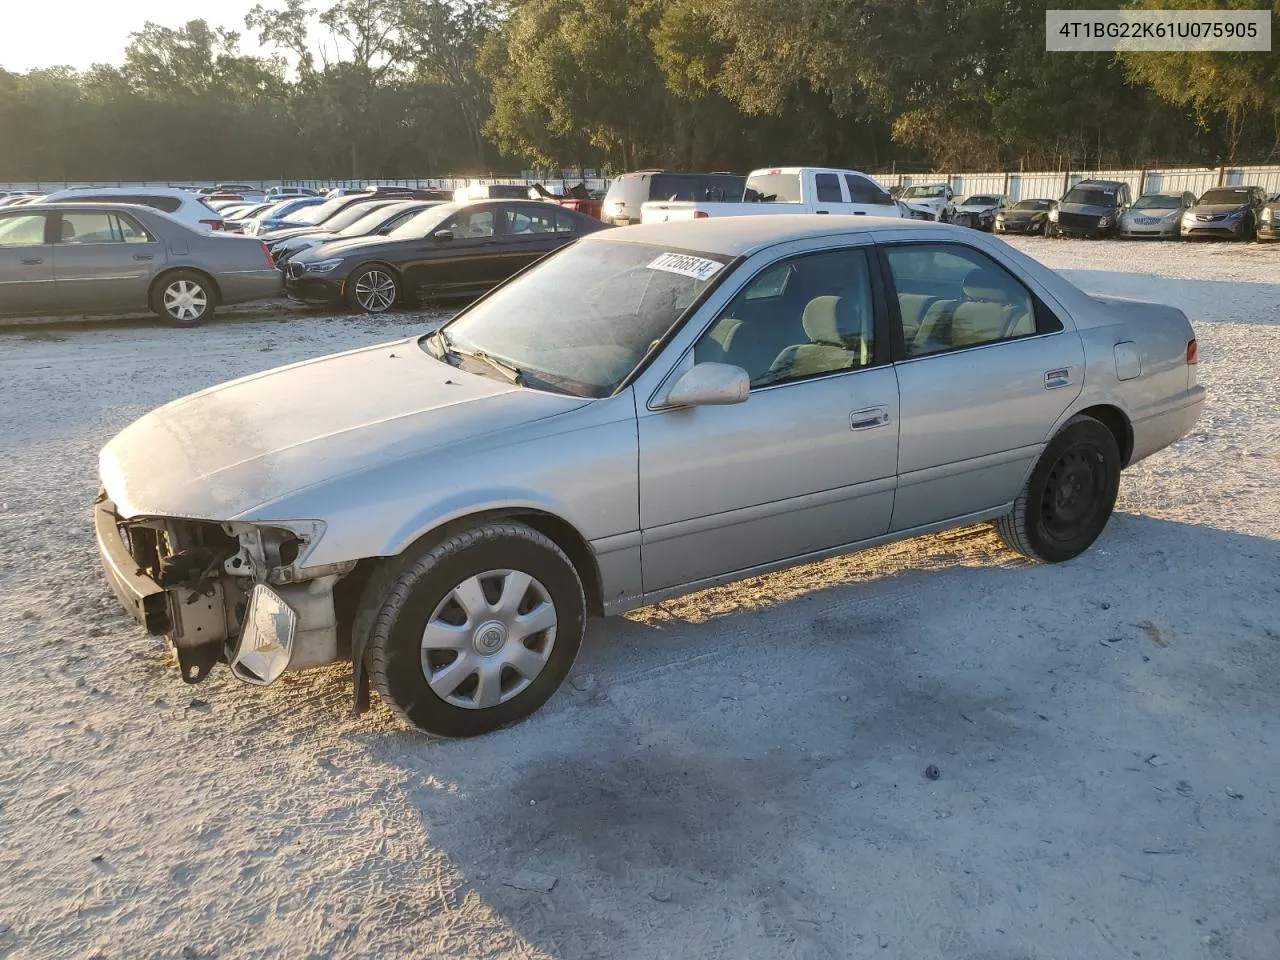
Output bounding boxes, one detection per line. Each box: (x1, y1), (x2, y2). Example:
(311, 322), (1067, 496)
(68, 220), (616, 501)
(1063, 185), (1121, 206)
(602, 176), (652, 214)
(1197, 188), (1250, 205)
(744, 173), (801, 203)
(649, 174), (744, 203)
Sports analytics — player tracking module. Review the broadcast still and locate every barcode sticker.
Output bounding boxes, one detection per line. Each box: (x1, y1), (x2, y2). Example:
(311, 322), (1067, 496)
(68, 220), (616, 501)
(646, 253), (724, 281)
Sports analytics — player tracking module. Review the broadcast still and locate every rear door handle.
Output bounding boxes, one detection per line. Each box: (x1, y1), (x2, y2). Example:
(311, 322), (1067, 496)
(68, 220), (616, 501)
(850, 406), (891, 431)
(134, 254), (154, 261)
(21, 258), (42, 265)
(815, 210), (829, 215)
(1044, 368), (1071, 389)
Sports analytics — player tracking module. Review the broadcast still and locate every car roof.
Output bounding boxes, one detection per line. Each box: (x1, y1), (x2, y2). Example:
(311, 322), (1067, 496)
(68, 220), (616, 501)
(42, 186), (193, 199)
(7, 201), (161, 213)
(583, 214), (938, 257)
(1074, 179), (1125, 187)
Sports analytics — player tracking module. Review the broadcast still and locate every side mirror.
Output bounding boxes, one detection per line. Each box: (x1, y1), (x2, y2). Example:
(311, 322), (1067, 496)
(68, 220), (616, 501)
(662, 362), (750, 408)
(432, 228), (454, 242)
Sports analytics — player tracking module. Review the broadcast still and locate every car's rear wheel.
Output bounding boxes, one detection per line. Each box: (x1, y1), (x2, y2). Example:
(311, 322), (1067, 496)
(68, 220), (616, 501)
(994, 414), (1121, 563)
(152, 271), (215, 327)
(366, 522), (586, 737)
(347, 265), (399, 313)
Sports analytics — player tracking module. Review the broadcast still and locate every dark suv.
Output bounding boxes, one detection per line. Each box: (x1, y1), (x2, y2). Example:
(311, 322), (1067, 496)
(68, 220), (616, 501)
(1050, 179), (1131, 238)
(601, 170), (746, 226)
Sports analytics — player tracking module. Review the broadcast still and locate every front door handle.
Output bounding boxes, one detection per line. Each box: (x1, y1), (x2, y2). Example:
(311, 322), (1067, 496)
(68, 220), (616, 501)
(1044, 368), (1072, 389)
(815, 210), (830, 215)
(134, 254), (154, 261)
(850, 406), (891, 431)
(21, 258), (43, 265)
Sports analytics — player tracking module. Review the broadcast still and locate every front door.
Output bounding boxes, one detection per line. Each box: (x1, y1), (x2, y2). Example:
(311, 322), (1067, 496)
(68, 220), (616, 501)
(637, 243), (900, 594)
(406, 205), (502, 300)
(881, 241), (1085, 531)
(0, 211), (55, 314)
(51, 210), (160, 311)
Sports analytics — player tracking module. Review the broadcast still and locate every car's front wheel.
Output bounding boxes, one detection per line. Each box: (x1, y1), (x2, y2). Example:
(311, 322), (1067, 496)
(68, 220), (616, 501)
(366, 522), (586, 737)
(152, 271), (216, 327)
(994, 414), (1121, 563)
(347, 264), (400, 314)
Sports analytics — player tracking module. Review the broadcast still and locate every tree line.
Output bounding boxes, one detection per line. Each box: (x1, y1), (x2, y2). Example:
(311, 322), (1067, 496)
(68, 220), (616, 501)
(1, 0), (1277, 182)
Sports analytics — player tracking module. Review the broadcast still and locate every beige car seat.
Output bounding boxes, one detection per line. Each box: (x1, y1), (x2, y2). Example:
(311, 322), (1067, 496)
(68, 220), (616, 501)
(767, 292), (871, 380)
(911, 267), (1033, 355)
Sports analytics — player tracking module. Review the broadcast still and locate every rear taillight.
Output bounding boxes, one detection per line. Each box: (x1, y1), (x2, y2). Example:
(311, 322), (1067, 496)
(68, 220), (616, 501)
(201, 219), (224, 231)
(260, 241), (275, 270)
(1186, 338), (1198, 364)
(693, 210), (709, 219)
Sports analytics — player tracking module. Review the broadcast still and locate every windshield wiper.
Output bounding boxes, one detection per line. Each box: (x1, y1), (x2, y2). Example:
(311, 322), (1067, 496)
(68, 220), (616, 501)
(463, 349), (525, 385)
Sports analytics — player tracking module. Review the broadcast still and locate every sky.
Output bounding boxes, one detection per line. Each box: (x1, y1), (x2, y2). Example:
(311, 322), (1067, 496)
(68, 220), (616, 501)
(0, 0), (274, 73)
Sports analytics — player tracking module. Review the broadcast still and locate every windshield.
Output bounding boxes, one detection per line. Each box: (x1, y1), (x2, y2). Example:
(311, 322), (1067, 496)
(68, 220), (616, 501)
(292, 197), (351, 225)
(961, 195), (999, 206)
(1133, 194), (1181, 210)
(744, 173), (800, 203)
(388, 202), (460, 239)
(1198, 188), (1250, 205)
(1063, 186), (1119, 206)
(321, 201), (393, 232)
(337, 202), (421, 237)
(433, 240), (732, 398)
(1012, 199), (1052, 211)
(903, 185), (946, 198)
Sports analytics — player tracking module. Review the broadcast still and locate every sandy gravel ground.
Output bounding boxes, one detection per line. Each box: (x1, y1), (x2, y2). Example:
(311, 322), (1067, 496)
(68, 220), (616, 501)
(0, 238), (1277, 960)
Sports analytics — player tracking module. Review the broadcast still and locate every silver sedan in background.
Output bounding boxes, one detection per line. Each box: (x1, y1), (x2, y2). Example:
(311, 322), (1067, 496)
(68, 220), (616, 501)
(95, 216), (1204, 736)
(0, 202), (281, 325)
(1119, 191), (1197, 238)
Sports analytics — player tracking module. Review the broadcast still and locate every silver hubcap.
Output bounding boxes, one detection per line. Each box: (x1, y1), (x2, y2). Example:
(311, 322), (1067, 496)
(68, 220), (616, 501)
(354, 270), (396, 312)
(421, 569), (557, 710)
(163, 280), (207, 321)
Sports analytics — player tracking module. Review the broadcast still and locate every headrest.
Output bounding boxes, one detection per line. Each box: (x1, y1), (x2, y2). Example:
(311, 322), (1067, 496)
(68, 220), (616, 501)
(961, 266), (1018, 302)
(60, 220), (76, 240)
(802, 294), (866, 347)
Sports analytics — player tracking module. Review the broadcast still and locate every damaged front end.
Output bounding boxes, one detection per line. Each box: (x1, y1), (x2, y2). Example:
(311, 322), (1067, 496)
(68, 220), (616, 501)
(94, 492), (354, 686)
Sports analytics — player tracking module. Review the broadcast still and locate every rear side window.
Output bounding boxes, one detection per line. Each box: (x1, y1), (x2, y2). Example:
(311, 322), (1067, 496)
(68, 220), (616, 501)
(814, 173), (843, 203)
(845, 175), (894, 205)
(552, 209), (577, 233)
(885, 243), (1062, 358)
(602, 176), (652, 214)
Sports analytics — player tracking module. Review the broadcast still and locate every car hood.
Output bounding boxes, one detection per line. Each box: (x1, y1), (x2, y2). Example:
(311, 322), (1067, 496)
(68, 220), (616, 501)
(956, 203), (997, 214)
(1057, 202), (1117, 216)
(297, 234), (408, 263)
(1002, 209), (1046, 219)
(100, 339), (588, 521)
(1188, 203), (1248, 216)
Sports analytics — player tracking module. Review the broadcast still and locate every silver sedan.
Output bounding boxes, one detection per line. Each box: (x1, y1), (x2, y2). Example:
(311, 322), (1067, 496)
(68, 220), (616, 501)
(95, 216), (1205, 735)
(1119, 191), (1197, 238)
(0, 202), (281, 325)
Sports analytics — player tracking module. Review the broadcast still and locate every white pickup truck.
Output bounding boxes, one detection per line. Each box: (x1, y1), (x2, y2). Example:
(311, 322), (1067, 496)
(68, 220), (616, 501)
(640, 166), (902, 224)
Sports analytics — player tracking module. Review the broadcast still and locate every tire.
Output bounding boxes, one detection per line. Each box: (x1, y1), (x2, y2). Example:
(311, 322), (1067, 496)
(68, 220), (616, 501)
(994, 414), (1121, 563)
(366, 522), (586, 737)
(151, 270), (215, 327)
(346, 264), (399, 314)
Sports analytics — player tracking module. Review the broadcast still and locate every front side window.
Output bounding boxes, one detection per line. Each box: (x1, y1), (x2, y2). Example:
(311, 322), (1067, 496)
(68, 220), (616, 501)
(0, 214), (47, 246)
(845, 175), (893, 204)
(552, 209), (577, 233)
(885, 244), (1057, 358)
(693, 248), (875, 388)
(447, 208), (496, 240)
(814, 173), (843, 203)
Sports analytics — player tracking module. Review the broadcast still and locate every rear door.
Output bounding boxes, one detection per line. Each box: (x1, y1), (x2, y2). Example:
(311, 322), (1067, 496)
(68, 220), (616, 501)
(51, 210), (161, 311)
(494, 204), (566, 279)
(881, 240), (1084, 532)
(0, 211), (55, 314)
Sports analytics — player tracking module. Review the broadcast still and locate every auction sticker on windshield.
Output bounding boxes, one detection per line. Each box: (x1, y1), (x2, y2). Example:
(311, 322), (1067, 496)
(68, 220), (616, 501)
(647, 253), (725, 281)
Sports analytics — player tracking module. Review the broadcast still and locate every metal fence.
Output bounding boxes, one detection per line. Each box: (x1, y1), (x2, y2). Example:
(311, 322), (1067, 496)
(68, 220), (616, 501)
(5, 165), (1280, 201)
(892, 165), (1280, 201)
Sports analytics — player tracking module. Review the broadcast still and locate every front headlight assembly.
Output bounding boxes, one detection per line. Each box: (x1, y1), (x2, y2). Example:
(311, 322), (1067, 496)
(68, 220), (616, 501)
(304, 258), (344, 274)
(1048, 209), (1059, 222)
